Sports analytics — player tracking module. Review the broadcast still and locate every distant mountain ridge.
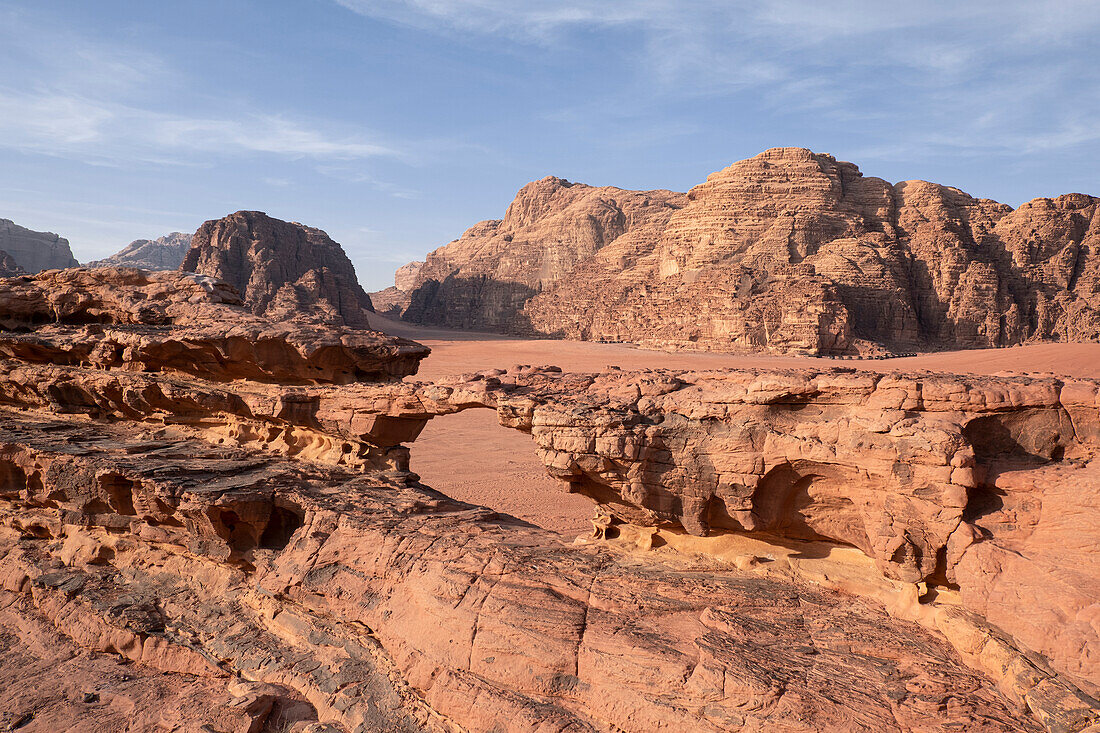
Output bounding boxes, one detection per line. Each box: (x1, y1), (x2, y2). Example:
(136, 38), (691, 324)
(377, 147), (1100, 355)
(0, 218), (78, 273)
(88, 232), (192, 270)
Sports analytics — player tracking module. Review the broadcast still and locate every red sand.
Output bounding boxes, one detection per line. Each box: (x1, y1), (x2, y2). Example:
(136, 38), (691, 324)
(374, 314), (1100, 534)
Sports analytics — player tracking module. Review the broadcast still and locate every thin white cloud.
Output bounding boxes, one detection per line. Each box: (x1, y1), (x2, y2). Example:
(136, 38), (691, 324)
(335, 0), (1100, 46)
(334, 0), (678, 38)
(0, 9), (400, 166)
(0, 89), (397, 165)
(313, 165), (421, 199)
(335, 0), (1100, 158)
(153, 114), (396, 160)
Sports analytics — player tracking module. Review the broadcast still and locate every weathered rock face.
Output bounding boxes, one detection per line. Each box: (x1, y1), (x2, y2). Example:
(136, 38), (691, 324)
(0, 218), (78, 273)
(0, 269), (1095, 731)
(397, 177), (687, 332)
(426, 365), (1100, 701)
(87, 231), (192, 270)
(0, 416), (1051, 733)
(181, 211), (374, 327)
(0, 267), (427, 384)
(384, 148), (1100, 355)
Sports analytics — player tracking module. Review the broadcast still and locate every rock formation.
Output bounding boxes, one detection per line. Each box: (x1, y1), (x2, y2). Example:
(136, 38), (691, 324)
(426, 366), (1100, 704)
(0, 268), (1096, 731)
(0, 267), (426, 385)
(0, 218), (78, 273)
(395, 177), (687, 332)
(87, 231), (192, 270)
(382, 148), (1100, 355)
(181, 211), (374, 327)
(0, 251), (26, 277)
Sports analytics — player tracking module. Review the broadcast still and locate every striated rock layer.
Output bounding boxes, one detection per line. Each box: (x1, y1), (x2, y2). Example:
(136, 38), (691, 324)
(396, 177), (687, 332)
(0, 268), (1096, 731)
(0, 267), (426, 384)
(182, 210), (374, 327)
(87, 231), (192, 270)
(426, 366), (1100, 702)
(0, 415), (1055, 733)
(384, 148), (1100, 355)
(0, 218), (78, 273)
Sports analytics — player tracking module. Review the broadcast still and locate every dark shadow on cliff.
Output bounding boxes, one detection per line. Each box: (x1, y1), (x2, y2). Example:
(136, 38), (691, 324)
(399, 275), (565, 338)
(832, 283), (924, 351)
(961, 409), (1070, 528)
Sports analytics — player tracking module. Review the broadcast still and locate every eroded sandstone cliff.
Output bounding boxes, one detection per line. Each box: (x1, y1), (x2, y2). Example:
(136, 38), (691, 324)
(0, 268), (1096, 732)
(0, 251), (26, 277)
(181, 211), (374, 328)
(394, 177), (687, 333)
(383, 148), (1100, 355)
(0, 218), (79, 273)
(425, 365), (1100, 705)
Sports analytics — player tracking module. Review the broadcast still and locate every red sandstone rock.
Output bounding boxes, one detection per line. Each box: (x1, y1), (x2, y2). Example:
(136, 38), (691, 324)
(0, 417), (1054, 732)
(397, 177), (687, 333)
(382, 148), (1100, 355)
(0, 267), (428, 383)
(0, 264), (1095, 731)
(425, 365), (1100, 699)
(182, 211), (374, 327)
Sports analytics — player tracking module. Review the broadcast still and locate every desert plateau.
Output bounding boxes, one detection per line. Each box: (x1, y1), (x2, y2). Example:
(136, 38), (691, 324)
(1, 2), (1098, 732)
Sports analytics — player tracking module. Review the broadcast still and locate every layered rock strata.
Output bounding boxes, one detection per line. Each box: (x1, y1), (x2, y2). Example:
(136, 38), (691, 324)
(0, 414), (1052, 733)
(88, 232), (192, 270)
(0, 269), (1095, 731)
(0, 267), (425, 384)
(396, 177), (687, 332)
(424, 365), (1100, 704)
(181, 211), (374, 327)
(0, 218), (78, 273)
(385, 148), (1100, 355)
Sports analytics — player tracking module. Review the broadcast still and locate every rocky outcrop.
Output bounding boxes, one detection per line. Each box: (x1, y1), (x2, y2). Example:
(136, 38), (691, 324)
(0, 218), (78, 273)
(396, 177), (687, 332)
(426, 365), (1100, 703)
(0, 414), (1053, 733)
(384, 148), (1100, 355)
(0, 267), (426, 383)
(87, 231), (192, 270)
(0, 268), (1095, 731)
(181, 211), (374, 327)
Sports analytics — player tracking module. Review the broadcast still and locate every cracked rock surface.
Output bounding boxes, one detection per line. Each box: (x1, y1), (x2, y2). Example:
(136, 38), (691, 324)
(0, 266), (1096, 732)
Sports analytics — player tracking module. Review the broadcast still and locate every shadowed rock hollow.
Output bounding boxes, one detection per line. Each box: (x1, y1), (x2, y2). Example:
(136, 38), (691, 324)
(0, 267), (1096, 732)
(380, 148), (1100, 355)
(0, 251), (26, 277)
(425, 365), (1100, 705)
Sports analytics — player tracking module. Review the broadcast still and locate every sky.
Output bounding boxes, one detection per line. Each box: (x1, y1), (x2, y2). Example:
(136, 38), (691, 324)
(1, 1), (1098, 291)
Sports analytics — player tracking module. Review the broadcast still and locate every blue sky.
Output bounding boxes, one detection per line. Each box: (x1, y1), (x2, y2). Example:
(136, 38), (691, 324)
(1, 1), (1098, 290)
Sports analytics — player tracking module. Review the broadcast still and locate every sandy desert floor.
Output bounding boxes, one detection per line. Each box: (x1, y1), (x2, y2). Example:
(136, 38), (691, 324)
(373, 313), (1100, 535)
